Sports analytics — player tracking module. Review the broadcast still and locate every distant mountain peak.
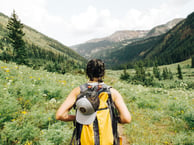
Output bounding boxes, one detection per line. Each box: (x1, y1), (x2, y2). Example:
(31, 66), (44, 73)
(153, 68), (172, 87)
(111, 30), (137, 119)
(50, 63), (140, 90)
(146, 18), (184, 37)
(87, 30), (148, 43)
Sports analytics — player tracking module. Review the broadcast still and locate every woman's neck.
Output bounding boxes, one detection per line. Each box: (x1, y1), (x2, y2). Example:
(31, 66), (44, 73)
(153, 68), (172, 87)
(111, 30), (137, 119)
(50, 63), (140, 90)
(88, 78), (102, 83)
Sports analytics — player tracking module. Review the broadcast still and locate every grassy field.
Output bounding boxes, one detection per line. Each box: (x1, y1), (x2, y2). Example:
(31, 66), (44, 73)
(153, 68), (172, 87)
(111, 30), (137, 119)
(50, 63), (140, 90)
(0, 60), (193, 145)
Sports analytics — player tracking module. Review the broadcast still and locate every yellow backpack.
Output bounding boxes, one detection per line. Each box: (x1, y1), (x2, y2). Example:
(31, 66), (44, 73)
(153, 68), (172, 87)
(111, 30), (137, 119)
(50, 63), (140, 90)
(70, 83), (120, 145)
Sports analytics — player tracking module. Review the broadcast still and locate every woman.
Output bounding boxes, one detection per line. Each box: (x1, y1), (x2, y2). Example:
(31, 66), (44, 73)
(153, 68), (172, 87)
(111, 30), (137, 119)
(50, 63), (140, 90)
(56, 59), (131, 145)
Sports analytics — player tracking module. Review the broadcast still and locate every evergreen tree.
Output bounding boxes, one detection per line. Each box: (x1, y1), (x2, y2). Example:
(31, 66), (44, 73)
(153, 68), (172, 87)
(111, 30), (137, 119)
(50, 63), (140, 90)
(120, 67), (130, 81)
(162, 67), (168, 80)
(134, 61), (146, 81)
(7, 10), (27, 65)
(153, 64), (161, 80)
(192, 55), (194, 68)
(177, 64), (183, 79)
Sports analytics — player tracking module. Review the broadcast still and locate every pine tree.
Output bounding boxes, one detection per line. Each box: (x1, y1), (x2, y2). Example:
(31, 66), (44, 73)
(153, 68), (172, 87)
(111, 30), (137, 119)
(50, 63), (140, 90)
(162, 67), (168, 80)
(7, 10), (27, 65)
(192, 55), (194, 68)
(135, 62), (145, 81)
(177, 64), (183, 80)
(153, 64), (161, 80)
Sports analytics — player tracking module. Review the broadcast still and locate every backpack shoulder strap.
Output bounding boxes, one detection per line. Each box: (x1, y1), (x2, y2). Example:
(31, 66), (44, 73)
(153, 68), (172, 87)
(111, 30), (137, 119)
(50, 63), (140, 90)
(106, 86), (120, 145)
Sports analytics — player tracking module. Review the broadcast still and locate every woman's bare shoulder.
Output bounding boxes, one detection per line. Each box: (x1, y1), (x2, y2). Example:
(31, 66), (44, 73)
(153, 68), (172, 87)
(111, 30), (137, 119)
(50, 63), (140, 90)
(110, 87), (121, 102)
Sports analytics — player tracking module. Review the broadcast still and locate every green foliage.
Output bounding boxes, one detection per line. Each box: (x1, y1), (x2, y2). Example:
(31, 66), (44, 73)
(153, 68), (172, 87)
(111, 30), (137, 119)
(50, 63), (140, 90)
(191, 55), (194, 68)
(0, 60), (194, 144)
(121, 62), (154, 86)
(162, 67), (173, 80)
(153, 64), (161, 80)
(177, 64), (183, 79)
(6, 10), (28, 65)
(120, 68), (130, 80)
(94, 11), (194, 69)
(0, 61), (87, 144)
(0, 11), (87, 74)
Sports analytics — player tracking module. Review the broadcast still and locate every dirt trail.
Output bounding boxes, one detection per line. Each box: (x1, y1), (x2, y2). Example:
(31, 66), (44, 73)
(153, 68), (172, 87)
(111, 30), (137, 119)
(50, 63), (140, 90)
(118, 124), (130, 145)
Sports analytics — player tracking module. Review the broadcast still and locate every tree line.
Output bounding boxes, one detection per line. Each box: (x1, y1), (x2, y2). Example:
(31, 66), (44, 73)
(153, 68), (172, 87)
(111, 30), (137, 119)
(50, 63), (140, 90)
(120, 61), (185, 86)
(0, 10), (85, 74)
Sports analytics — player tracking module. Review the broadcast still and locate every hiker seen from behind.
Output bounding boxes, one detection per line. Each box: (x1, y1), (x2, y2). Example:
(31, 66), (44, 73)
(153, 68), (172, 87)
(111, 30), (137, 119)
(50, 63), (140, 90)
(56, 59), (131, 145)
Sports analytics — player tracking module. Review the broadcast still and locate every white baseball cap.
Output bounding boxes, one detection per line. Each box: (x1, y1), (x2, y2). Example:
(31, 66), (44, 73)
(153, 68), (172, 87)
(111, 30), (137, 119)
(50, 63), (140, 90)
(76, 97), (97, 125)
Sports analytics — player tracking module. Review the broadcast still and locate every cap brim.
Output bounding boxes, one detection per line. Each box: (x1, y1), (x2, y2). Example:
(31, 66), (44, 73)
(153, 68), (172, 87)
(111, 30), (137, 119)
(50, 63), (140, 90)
(76, 110), (96, 125)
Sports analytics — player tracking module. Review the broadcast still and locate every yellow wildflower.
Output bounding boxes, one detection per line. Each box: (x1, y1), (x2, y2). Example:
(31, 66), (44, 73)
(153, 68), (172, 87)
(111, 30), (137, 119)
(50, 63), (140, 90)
(21, 111), (27, 115)
(24, 140), (32, 145)
(5, 68), (10, 72)
(11, 119), (16, 122)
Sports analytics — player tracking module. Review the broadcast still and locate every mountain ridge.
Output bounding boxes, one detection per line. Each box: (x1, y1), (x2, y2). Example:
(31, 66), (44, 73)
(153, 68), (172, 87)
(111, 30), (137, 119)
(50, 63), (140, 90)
(0, 12), (86, 72)
(102, 12), (194, 68)
(71, 18), (183, 59)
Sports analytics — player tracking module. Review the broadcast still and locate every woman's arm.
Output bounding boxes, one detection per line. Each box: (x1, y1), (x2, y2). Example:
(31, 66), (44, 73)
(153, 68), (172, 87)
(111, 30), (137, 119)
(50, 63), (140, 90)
(56, 87), (80, 122)
(110, 88), (132, 124)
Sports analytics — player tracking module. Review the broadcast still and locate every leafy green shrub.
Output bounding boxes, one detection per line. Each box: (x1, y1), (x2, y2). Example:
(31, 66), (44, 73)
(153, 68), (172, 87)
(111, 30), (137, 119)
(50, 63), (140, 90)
(183, 110), (194, 130)
(136, 99), (158, 109)
(0, 95), (21, 128)
(39, 122), (72, 145)
(168, 101), (188, 118)
(120, 69), (130, 81)
(1, 121), (40, 144)
(172, 131), (194, 145)
(26, 108), (56, 130)
(43, 89), (62, 100)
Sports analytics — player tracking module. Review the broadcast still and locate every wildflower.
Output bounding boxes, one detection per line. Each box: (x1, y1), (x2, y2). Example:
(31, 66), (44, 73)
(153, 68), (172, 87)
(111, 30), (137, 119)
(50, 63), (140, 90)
(5, 68), (10, 72)
(40, 131), (44, 135)
(49, 98), (57, 104)
(24, 140), (32, 145)
(164, 141), (169, 144)
(11, 119), (16, 122)
(1, 66), (7, 69)
(21, 111), (27, 115)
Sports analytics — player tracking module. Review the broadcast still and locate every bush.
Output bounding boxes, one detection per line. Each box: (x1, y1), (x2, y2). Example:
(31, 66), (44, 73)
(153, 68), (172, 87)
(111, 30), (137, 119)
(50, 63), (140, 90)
(39, 122), (72, 145)
(137, 99), (158, 109)
(184, 110), (194, 130)
(1, 121), (40, 144)
(120, 69), (130, 81)
(0, 95), (21, 128)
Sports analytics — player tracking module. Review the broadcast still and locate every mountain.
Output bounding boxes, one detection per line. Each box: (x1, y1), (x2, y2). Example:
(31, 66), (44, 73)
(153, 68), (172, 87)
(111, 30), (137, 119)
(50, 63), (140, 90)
(71, 30), (148, 59)
(146, 18), (183, 37)
(102, 12), (194, 69)
(87, 30), (148, 43)
(0, 12), (86, 72)
(71, 18), (183, 60)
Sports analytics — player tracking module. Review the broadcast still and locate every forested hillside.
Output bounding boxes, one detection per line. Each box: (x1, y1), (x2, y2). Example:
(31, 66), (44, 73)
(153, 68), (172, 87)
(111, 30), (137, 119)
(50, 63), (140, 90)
(71, 18), (183, 62)
(0, 12), (86, 73)
(102, 12), (194, 69)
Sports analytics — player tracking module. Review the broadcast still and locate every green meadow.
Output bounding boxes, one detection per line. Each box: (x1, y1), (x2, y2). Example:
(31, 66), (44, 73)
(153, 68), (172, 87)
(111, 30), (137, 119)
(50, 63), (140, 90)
(0, 59), (193, 145)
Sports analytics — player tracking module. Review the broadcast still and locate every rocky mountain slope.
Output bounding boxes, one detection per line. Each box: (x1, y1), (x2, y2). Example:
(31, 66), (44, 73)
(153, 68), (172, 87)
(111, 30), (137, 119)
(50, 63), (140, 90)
(71, 18), (183, 59)
(0, 12), (86, 70)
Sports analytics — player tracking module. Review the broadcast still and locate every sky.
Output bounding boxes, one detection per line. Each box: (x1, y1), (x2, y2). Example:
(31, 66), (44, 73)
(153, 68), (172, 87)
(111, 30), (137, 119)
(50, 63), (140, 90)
(0, 0), (194, 46)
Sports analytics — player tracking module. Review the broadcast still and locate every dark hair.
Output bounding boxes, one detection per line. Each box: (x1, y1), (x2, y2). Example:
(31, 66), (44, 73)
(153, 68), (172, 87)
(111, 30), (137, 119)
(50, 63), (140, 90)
(86, 59), (105, 82)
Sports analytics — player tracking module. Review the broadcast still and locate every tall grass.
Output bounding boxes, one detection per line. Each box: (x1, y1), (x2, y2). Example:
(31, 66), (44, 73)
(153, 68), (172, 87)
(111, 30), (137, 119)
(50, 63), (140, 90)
(0, 60), (193, 144)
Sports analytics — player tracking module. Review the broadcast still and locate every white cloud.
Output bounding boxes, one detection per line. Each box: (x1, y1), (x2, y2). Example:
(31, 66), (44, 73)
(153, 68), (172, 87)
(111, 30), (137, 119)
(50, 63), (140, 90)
(0, 0), (193, 46)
